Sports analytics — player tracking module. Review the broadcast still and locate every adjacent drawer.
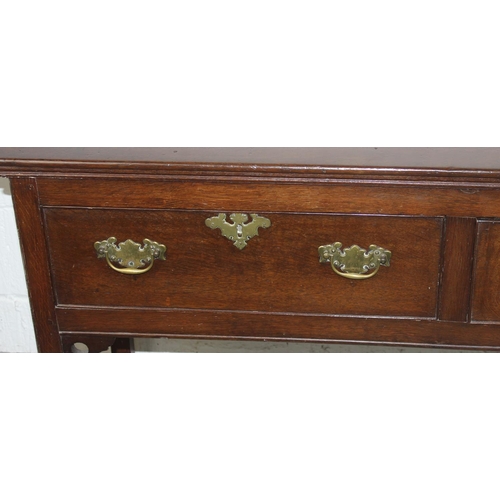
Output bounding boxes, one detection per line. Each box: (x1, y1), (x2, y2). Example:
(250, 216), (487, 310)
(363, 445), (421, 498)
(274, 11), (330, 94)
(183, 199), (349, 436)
(44, 208), (443, 318)
(472, 221), (500, 322)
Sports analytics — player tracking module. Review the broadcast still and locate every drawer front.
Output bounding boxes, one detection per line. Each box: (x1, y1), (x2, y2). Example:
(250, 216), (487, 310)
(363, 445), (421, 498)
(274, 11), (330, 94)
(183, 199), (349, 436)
(44, 209), (442, 318)
(472, 221), (500, 322)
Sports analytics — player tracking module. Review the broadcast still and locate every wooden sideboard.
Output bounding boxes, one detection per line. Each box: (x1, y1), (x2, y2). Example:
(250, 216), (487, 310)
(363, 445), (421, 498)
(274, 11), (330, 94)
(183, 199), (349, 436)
(1, 147), (500, 352)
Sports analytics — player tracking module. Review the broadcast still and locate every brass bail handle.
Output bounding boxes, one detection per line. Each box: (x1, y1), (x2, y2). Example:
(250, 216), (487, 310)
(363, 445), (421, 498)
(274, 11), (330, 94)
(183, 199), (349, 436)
(318, 242), (391, 280)
(94, 237), (167, 275)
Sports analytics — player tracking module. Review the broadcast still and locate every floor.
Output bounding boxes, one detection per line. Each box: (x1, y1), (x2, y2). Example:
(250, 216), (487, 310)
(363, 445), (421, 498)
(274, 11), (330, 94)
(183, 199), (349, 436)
(133, 338), (485, 353)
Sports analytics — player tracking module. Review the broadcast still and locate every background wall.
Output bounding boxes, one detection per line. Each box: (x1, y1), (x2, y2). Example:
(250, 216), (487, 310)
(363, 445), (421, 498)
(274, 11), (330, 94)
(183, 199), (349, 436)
(0, 178), (475, 353)
(0, 178), (37, 352)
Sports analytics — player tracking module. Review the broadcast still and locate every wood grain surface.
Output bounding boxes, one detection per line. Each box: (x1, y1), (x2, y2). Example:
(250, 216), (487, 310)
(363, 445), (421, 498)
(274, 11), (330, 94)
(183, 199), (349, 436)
(3, 148), (500, 351)
(44, 208), (442, 318)
(36, 178), (500, 218)
(471, 221), (500, 322)
(438, 217), (477, 322)
(56, 306), (500, 350)
(10, 178), (62, 352)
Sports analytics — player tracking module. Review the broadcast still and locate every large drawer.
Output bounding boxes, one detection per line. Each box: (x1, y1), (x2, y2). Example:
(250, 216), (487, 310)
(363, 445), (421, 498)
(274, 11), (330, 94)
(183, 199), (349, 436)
(44, 208), (443, 318)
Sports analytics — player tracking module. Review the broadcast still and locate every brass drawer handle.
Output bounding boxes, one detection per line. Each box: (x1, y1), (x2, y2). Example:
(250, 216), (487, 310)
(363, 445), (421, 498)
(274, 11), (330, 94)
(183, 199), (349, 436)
(205, 213), (271, 249)
(94, 237), (166, 275)
(318, 242), (391, 280)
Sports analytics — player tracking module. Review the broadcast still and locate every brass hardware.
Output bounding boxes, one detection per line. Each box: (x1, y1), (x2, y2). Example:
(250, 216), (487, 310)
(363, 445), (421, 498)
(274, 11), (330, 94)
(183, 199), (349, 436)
(94, 237), (166, 275)
(205, 213), (271, 250)
(318, 242), (391, 280)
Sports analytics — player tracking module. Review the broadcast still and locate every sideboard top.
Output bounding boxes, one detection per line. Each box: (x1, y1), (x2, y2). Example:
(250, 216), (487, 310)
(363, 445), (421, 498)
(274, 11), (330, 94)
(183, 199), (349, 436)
(2, 148), (500, 183)
(1, 147), (500, 168)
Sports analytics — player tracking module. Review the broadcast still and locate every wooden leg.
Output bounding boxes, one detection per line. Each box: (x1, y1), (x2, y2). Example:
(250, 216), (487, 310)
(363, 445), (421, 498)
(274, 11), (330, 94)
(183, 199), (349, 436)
(111, 337), (134, 353)
(11, 178), (62, 352)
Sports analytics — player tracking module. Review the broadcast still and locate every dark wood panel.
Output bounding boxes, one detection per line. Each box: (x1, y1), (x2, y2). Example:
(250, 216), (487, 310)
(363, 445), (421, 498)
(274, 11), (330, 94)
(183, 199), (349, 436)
(44, 209), (442, 318)
(438, 217), (477, 322)
(471, 222), (500, 322)
(56, 307), (500, 350)
(37, 178), (500, 218)
(10, 178), (62, 352)
(4, 148), (500, 352)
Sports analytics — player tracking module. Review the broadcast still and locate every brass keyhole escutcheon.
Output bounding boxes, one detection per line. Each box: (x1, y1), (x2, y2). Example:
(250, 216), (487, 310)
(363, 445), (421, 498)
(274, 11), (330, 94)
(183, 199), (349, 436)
(205, 213), (271, 249)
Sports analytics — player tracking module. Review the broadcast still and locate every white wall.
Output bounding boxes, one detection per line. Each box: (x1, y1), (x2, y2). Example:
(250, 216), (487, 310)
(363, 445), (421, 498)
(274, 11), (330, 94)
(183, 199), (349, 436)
(0, 178), (37, 352)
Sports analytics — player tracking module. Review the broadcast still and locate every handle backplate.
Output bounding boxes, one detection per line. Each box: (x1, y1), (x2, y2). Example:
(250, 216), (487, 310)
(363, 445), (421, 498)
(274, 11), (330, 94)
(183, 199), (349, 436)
(319, 242), (391, 280)
(94, 237), (166, 275)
